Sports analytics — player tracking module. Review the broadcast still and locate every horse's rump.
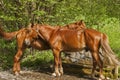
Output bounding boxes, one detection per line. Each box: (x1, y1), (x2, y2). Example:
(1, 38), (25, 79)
(84, 29), (120, 66)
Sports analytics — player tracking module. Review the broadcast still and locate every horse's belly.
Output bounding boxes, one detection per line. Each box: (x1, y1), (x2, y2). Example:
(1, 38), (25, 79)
(62, 41), (86, 52)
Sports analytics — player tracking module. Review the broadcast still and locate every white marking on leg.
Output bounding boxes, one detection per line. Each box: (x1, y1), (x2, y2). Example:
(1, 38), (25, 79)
(52, 72), (56, 76)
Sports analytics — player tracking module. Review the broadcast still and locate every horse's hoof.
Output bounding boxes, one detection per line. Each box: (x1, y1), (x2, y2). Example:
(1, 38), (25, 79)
(59, 69), (64, 76)
(52, 72), (61, 77)
(106, 77), (110, 80)
(100, 75), (105, 79)
(19, 71), (23, 74)
(98, 78), (102, 80)
(52, 73), (57, 77)
(58, 73), (61, 76)
(14, 71), (19, 76)
(60, 72), (63, 76)
(98, 75), (105, 80)
(98, 77), (110, 80)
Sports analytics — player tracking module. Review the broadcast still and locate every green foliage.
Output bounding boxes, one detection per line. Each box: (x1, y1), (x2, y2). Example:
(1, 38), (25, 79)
(0, 53), (14, 70)
(0, 40), (16, 70)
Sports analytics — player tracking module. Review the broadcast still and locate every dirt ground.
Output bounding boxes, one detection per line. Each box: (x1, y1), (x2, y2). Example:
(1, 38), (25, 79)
(0, 63), (98, 80)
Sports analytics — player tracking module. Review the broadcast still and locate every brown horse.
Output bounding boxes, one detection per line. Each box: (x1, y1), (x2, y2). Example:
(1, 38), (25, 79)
(31, 23), (119, 79)
(0, 27), (50, 75)
(0, 20), (86, 75)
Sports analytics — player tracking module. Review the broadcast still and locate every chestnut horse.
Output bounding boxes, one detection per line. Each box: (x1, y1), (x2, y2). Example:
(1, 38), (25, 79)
(0, 27), (50, 75)
(31, 24), (119, 79)
(0, 20), (86, 75)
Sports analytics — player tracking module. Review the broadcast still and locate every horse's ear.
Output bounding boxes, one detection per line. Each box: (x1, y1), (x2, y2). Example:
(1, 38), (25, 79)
(78, 20), (85, 25)
(31, 22), (34, 28)
(75, 20), (82, 25)
(81, 20), (86, 27)
(66, 25), (69, 28)
(79, 20), (84, 24)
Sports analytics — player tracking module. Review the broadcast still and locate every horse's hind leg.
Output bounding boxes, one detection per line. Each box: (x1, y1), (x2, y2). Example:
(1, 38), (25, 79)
(13, 49), (23, 75)
(91, 51), (104, 79)
(91, 57), (97, 78)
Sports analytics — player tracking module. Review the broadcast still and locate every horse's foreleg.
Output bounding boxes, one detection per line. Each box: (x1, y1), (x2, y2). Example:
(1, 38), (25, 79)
(13, 49), (23, 75)
(92, 51), (104, 79)
(59, 53), (63, 75)
(13, 56), (18, 75)
(52, 49), (61, 77)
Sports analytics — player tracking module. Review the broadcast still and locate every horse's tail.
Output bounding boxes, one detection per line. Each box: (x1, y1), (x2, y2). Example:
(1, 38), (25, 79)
(0, 27), (23, 40)
(101, 33), (120, 66)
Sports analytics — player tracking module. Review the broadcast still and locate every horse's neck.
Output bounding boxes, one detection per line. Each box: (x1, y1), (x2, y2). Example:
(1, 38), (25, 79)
(39, 26), (55, 41)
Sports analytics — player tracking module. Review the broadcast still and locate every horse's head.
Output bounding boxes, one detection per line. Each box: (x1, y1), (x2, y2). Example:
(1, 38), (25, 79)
(65, 20), (86, 29)
(29, 23), (54, 42)
(24, 28), (39, 46)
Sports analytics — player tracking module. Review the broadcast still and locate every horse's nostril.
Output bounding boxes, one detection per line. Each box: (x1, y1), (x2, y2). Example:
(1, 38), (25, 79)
(25, 39), (31, 46)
